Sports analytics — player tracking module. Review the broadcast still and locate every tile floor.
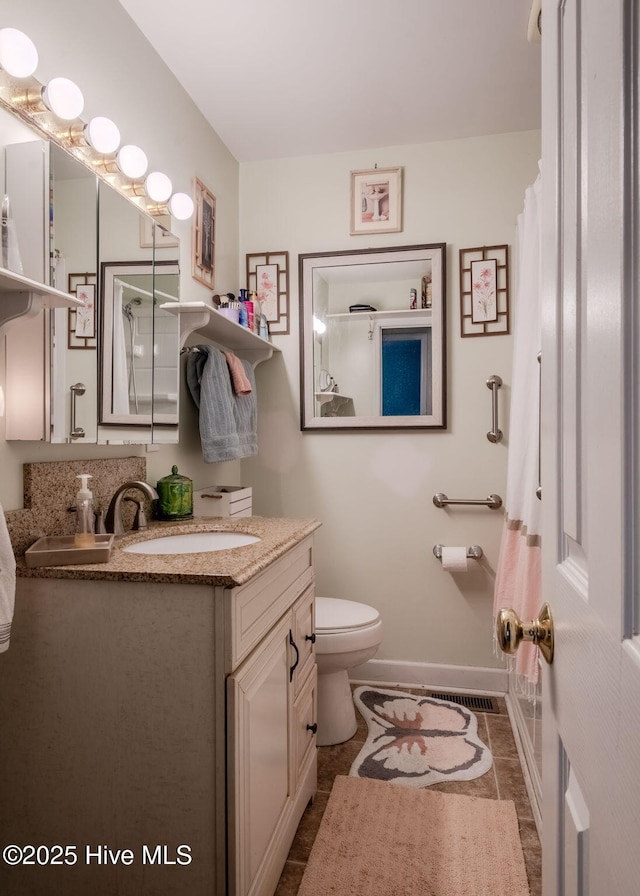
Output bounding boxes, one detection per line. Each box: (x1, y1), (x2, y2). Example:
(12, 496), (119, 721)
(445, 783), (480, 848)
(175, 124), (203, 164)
(274, 688), (542, 896)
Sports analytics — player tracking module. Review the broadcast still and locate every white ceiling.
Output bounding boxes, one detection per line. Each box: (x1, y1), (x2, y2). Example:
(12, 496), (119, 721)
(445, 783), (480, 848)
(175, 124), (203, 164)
(119, 0), (541, 163)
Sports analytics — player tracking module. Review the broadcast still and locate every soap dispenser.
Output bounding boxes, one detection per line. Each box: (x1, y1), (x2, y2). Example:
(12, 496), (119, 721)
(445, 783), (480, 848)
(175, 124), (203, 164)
(74, 474), (96, 548)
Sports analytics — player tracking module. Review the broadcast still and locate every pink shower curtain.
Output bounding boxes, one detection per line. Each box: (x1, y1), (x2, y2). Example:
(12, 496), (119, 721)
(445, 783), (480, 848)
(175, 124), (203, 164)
(493, 169), (543, 696)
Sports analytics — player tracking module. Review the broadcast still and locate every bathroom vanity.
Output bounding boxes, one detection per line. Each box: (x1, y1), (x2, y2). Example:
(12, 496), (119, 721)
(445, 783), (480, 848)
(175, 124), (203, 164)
(0, 517), (319, 896)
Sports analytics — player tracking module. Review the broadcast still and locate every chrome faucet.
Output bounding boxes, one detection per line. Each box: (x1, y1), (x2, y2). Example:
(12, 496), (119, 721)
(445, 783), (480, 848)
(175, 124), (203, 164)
(104, 481), (159, 535)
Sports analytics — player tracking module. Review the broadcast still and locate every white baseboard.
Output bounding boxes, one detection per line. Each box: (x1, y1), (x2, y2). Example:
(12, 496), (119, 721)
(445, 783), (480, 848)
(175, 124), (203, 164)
(349, 658), (508, 695)
(506, 693), (542, 835)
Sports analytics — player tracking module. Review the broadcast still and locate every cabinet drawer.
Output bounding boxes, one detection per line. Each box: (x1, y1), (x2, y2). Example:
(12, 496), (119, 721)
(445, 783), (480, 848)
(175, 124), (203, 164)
(228, 537), (314, 671)
(291, 664), (317, 792)
(291, 584), (315, 696)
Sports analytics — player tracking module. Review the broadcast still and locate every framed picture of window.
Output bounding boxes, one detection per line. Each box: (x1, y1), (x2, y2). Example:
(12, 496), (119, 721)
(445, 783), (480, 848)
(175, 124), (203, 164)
(192, 177), (216, 288)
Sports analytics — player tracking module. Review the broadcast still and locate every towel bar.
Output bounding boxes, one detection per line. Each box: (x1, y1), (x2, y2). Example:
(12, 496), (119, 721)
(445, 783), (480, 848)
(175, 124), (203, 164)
(433, 493), (503, 510)
(433, 544), (483, 561)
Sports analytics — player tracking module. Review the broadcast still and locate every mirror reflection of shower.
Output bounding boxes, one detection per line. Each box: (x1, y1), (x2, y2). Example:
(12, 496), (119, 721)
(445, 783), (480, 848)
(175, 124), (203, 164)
(122, 297), (142, 413)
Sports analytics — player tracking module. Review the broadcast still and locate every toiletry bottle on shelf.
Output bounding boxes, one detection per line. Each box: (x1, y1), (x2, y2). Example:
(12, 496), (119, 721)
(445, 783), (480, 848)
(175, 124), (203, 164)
(74, 474), (96, 548)
(245, 295), (255, 331)
(250, 290), (261, 333)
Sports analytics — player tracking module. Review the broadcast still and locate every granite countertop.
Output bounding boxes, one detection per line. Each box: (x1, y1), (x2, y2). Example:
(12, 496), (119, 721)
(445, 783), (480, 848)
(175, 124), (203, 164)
(16, 516), (321, 587)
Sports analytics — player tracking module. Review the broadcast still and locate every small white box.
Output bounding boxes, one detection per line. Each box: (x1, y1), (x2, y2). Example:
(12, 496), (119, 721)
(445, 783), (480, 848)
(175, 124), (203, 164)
(193, 486), (253, 518)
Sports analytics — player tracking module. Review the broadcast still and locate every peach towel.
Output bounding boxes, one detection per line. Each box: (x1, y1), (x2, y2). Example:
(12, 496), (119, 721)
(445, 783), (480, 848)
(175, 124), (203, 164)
(223, 351), (252, 394)
(493, 521), (541, 692)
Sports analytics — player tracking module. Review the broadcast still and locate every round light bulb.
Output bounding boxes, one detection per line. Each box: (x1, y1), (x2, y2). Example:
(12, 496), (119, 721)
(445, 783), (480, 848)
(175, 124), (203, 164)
(0, 28), (38, 78)
(313, 315), (327, 335)
(41, 77), (84, 120)
(145, 171), (172, 203)
(168, 192), (194, 220)
(116, 144), (148, 179)
(84, 116), (120, 154)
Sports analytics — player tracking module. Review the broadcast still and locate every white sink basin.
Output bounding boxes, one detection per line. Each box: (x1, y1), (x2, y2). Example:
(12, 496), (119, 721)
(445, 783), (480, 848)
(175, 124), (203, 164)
(122, 531), (261, 555)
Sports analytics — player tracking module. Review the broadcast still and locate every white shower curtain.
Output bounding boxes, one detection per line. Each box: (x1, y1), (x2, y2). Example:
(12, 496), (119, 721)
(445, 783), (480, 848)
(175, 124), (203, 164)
(493, 167), (543, 697)
(111, 280), (130, 415)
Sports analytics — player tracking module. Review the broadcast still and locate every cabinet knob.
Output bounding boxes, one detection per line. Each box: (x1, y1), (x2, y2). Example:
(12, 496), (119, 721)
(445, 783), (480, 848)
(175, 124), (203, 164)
(306, 723), (318, 735)
(305, 633), (316, 644)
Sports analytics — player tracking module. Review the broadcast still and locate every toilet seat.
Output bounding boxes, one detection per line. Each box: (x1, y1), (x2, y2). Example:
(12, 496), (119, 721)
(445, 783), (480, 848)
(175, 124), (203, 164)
(315, 596), (381, 634)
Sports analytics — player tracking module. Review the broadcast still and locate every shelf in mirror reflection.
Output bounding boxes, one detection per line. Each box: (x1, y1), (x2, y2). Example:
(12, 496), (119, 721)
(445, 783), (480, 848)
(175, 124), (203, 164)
(314, 391), (351, 407)
(0, 265), (84, 329)
(325, 308), (433, 320)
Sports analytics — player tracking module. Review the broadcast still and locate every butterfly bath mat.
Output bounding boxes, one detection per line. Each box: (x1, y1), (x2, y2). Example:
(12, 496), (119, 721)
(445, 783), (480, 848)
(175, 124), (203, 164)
(349, 686), (493, 787)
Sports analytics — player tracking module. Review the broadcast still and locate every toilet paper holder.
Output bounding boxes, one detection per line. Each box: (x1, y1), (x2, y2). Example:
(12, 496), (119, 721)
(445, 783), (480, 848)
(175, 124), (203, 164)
(433, 544), (483, 561)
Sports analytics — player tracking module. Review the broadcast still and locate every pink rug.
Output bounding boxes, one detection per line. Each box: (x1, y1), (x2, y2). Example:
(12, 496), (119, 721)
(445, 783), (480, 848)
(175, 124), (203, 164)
(349, 686), (493, 787)
(297, 776), (530, 896)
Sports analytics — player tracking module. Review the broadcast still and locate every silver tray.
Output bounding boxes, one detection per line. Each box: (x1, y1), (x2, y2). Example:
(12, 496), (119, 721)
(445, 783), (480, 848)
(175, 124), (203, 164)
(25, 534), (115, 568)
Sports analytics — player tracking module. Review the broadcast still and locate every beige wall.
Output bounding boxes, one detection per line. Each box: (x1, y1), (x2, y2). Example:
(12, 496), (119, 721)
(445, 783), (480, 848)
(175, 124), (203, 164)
(240, 132), (541, 669)
(0, 0), (243, 510)
(0, 0), (541, 673)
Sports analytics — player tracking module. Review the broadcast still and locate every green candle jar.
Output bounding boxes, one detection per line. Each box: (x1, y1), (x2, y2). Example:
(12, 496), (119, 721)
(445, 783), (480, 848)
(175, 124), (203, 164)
(156, 465), (193, 521)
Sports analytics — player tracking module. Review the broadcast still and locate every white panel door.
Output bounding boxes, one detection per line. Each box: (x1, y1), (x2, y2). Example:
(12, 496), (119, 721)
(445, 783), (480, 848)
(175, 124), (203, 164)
(540, 0), (640, 893)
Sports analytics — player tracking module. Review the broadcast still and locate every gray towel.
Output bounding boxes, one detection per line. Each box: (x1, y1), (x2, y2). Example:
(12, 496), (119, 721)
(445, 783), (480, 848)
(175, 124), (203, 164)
(186, 345), (257, 462)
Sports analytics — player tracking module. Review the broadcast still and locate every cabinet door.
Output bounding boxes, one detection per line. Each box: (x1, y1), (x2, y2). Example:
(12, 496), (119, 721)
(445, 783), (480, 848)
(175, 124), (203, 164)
(291, 663), (317, 793)
(227, 614), (291, 896)
(290, 584), (315, 695)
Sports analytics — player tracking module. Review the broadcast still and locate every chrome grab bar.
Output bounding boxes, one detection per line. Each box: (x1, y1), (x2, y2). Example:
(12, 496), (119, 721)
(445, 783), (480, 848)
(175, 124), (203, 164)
(486, 374), (503, 443)
(433, 544), (483, 561)
(69, 382), (85, 440)
(433, 493), (503, 510)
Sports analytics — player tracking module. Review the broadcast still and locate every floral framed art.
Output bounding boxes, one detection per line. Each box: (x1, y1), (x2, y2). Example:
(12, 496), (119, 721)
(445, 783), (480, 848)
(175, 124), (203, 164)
(245, 251), (290, 334)
(459, 245), (510, 337)
(192, 177), (216, 288)
(350, 166), (403, 235)
(67, 273), (97, 349)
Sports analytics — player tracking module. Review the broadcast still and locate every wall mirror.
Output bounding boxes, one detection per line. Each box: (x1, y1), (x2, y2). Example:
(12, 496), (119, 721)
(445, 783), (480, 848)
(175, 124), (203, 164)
(1, 106), (99, 443)
(99, 259), (180, 431)
(299, 244), (446, 430)
(97, 182), (180, 445)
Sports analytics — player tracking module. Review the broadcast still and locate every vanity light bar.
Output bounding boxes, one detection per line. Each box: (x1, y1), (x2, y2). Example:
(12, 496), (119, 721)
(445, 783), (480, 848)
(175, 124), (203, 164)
(0, 27), (193, 220)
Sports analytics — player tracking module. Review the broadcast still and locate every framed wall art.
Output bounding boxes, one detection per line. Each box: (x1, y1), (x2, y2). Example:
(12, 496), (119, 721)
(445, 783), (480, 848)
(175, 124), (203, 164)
(459, 245), (510, 337)
(192, 177), (216, 288)
(350, 166), (403, 235)
(246, 250), (290, 334)
(68, 273), (97, 349)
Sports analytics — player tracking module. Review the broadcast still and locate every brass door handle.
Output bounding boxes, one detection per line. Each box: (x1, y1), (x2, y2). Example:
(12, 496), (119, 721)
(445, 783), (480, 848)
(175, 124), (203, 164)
(496, 603), (554, 664)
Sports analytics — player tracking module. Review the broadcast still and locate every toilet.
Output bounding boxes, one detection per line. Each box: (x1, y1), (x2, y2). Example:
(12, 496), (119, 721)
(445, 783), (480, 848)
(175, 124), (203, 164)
(314, 596), (383, 746)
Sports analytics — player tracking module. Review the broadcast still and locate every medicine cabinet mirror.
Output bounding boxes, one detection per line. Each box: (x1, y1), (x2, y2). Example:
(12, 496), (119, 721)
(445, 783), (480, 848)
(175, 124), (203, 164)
(0, 102), (180, 445)
(299, 244), (446, 430)
(97, 182), (180, 445)
(99, 258), (180, 437)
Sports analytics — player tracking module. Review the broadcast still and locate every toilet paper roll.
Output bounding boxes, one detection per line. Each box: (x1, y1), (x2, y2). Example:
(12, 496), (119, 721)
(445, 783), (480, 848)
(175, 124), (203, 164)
(441, 546), (469, 572)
